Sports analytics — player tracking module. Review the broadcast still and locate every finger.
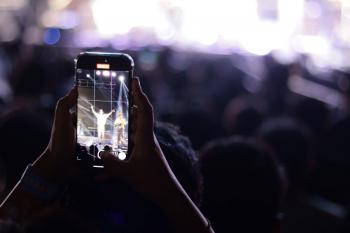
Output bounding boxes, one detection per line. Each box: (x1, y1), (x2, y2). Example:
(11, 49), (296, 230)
(100, 151), (127, 171)
(132, 77), (154, 135)
(56, 87), (78, 115)
(132, 77), (152, 112)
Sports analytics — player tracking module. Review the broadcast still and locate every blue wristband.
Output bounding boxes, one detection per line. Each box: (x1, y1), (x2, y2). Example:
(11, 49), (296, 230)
(19, 164), (62, 203)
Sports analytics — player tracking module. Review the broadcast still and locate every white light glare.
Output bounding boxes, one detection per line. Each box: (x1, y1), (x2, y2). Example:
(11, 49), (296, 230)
(111, 72), (117, 77)
(118, 152), (126, 160)
(96, 70), (101, 75)
(91, 0), (159, 38)
(102, 70), (110, 76)
(119, 75), (125, 82)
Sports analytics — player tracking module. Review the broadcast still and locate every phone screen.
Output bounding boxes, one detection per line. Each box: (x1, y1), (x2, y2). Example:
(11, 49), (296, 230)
(76, 67), (130, 165)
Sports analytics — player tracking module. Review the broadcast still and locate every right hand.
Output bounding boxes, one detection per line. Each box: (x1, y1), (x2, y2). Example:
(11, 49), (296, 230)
(100, 77), (178, 199)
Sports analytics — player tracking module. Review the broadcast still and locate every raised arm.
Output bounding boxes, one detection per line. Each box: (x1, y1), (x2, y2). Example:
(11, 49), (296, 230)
(0, 88), (79, 221)
(101, 77), (214, 233)
(90, 105), (98, 117)
(106, 109), (115, 117)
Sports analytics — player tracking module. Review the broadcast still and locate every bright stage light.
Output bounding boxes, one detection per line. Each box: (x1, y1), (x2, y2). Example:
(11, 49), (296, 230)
(102, 70), (110, 76)
(96, 70), (101, 75)
(111, 72), (117, 77)
(91, 0), (160, 38)
(118, 151), (126, 160)
(118, 75), (125, 82)
(86, 0), (348, 68)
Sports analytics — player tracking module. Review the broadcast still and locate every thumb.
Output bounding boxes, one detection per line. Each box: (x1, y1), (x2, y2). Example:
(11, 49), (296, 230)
(55, 87), (78, 122)
(100, 151), (128, 177)
(132, 77), (154, 137)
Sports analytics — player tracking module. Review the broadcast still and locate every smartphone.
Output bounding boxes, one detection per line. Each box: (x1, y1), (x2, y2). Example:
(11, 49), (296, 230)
(75, 52), (134, 167)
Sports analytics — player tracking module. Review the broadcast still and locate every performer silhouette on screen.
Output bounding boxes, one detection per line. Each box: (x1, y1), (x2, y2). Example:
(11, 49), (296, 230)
(114, 111), (127, 147)
(91, 106), (115, 141)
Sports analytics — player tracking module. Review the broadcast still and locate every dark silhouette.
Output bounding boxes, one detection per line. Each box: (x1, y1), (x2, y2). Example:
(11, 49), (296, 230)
(0, 109), (51, 198)
(199, 137), (283, 233)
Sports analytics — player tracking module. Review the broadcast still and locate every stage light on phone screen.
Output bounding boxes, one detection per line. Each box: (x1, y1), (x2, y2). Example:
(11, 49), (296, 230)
(102, 70), (110, 76)
(118, 75), (125, 82)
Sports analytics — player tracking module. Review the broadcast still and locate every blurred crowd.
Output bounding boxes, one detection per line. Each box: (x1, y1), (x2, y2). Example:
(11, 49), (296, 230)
(0, 41), (350, 233)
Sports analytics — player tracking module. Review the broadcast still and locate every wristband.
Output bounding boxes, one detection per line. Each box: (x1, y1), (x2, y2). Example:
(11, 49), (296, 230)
(19, 164), (63, 203)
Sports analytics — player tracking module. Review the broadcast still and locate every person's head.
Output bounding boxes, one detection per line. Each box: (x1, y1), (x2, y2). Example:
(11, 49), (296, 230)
(311, 117), (350, 205)
(155, 121), (201, 205)
(99, 109), (103, 114)
(9, 47), (73, 100)
(199, 137), (283, 233)
(291, 98), (330, 137)
(258, 117), (312, 195)
(223, 95), (264, 137)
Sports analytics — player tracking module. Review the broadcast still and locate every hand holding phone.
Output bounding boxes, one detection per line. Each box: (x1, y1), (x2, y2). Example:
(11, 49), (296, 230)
(99, 78), (214, 233)
(31, 87), (79, 184)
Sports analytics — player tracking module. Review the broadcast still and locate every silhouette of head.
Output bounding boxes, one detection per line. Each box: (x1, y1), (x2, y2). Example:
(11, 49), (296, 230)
(199, 137), (283, 233)
(259, 117), (312, 195)
(155, 121), (201, 205)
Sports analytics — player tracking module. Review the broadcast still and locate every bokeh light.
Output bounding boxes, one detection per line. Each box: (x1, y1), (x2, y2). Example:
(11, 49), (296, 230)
(43, 28), (61, 45)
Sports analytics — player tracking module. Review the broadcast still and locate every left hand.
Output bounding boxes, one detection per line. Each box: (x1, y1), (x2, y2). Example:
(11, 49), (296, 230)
(32, 87), (79, 184)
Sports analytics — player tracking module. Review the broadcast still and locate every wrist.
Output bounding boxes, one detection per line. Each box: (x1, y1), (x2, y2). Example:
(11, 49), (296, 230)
(32, 150), (67, 185)
(19, 164), (65, 203)
(151, 174), (187, 210)
(152, 177), (211, 233)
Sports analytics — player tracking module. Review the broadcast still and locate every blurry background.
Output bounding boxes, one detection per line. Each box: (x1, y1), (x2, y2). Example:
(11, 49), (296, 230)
(1, 0), (350, 144)
(0, 0), (349, 110)
(1, 1), (350, 231)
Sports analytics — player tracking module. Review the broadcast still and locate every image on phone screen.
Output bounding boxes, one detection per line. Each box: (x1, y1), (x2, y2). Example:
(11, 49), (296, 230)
(76, 68), (129, 163)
